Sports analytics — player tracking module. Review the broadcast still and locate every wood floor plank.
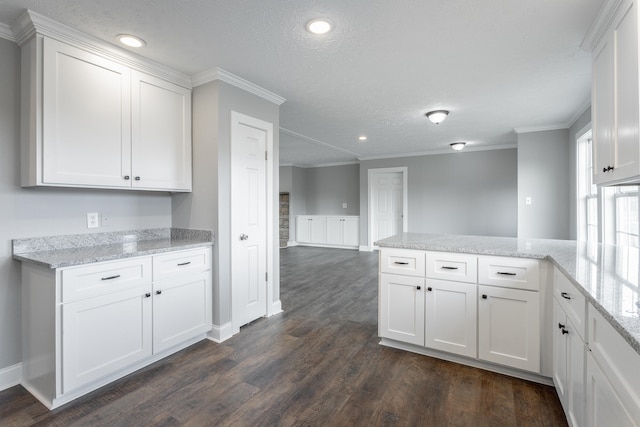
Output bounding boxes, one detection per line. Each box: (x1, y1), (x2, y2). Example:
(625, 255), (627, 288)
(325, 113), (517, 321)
(0, 247), (567, 426)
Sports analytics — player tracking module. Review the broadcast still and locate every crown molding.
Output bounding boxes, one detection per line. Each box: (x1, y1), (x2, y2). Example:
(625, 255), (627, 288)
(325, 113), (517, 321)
(0, 23), (14, 42)
(581, 0), (623, 51)
(305, 161), (360, 168)
(513, 124), (569, 134)
(566, 97), (591, 128)
(192, 67), (286, 105)
(11, 10), (192, 88)
(280, 127), (361, 157)
(357, 144), (517, 161)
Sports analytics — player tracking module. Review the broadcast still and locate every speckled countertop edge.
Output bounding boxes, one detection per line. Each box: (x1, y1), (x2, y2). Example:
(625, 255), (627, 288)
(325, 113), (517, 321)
(376, 232), (640, 357)
(13, 228), (214, 269)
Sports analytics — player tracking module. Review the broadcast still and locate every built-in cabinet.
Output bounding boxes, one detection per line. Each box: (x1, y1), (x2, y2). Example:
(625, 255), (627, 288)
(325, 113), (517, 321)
(18, 14), (192, 192)
(379, 248), (543, 376)
(588, 0), (640, 185)
(21, 247), (212, 409)
(296, 215), (359, 249)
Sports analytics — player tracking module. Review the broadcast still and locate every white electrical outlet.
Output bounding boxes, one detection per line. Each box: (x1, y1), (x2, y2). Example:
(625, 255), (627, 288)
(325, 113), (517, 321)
(87, 212), (100, 228)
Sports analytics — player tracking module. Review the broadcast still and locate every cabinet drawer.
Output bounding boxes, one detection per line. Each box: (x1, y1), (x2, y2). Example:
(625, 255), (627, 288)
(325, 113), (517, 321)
(61, 257), (151, 302)
(554, 268), (587, 341)
(153, 247), (211, 281)
(380, 249), (426, 277)
(478, 256), (540, 291)
(426, 252), (477, 283)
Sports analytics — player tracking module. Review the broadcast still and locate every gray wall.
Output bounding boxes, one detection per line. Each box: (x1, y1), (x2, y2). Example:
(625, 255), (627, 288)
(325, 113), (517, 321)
(304, 164), (360, 215)
(359, 149), (518, 247)
(517, 129), (571, 239)
(172, 80), (280, 333)
(568, 108), (592, 240)
(0, 38), (172, 372)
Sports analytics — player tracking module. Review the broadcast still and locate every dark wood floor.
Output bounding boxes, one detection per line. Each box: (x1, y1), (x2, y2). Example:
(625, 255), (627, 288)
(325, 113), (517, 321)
(1, 247), (567, 426)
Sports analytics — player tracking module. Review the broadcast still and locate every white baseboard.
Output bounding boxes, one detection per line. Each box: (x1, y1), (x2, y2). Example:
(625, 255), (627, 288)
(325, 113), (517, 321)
(0, 363), (21, 391)
(287, 241), (297, 247)
(207, 322), (233, 343)
(268, 300), (283, 317)
(359, 245), (373, 252)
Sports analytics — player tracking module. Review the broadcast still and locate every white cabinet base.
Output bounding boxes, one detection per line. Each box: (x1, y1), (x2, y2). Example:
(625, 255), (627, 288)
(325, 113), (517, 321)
(379, 338), (553, 386)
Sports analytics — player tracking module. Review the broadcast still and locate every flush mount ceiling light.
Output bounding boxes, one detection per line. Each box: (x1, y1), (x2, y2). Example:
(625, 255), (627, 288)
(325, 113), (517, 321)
(306, 18), (333, 34)
(450, 142), (466, 151)
(426, 110), (449, 124)
(358, 136), (368, 141)
(116, 34), (146, 48)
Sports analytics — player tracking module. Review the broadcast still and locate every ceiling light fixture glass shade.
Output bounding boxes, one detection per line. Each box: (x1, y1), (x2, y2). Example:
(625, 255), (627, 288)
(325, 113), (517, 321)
(426, 110), (449, 124)
(358, 136), (367, 141)
(116, 34), (146, 48)
(450, 142), (466, 151)
(306, 19), (333, 34)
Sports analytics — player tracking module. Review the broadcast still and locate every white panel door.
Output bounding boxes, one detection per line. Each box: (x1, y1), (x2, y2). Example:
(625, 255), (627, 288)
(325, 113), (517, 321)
(153, 272), (211, 353)
(425, 279), (477, 358)
(379, 274), (425, 346)
(372, 172), (404, 243)
(477, 285), (540, 373)
(231, 115), (268, 327)
(62, 286), (152, 393)
(131, 71), (192, 191)
(42, 38), (131, 187)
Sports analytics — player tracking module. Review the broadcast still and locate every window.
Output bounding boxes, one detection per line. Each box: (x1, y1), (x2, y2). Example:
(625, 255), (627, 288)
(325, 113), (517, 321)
(577, 130), (598, 243)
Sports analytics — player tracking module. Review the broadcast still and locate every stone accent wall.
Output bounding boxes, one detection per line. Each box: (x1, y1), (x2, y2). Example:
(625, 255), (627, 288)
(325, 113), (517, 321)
(279, 193), (289, 248)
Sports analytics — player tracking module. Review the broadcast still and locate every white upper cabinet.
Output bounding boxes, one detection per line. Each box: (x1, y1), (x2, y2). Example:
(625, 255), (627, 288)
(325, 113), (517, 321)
(588, 0), (640, 185)
(17, 12), (192, 192)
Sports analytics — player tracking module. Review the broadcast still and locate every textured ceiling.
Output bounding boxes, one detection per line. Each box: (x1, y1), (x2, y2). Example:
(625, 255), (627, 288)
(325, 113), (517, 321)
(0, 0), (602, 166)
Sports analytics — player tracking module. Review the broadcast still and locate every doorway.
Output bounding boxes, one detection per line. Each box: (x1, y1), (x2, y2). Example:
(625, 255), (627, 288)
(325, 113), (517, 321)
(279, 193), (290, 248)
(368, 167), (408, 249)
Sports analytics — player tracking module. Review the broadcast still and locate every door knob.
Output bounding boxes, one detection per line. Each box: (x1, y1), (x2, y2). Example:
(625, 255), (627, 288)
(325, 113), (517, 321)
(240, 234), (249, 240)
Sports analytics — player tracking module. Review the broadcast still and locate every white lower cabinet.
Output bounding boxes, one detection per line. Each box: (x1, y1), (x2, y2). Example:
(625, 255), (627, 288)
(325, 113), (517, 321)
(425, 279), (477, 358)
(477, 285), (540, 372)
(296, 215), (359, 248)
(379, 273), (425, 346)
(21, 247), (212, 409)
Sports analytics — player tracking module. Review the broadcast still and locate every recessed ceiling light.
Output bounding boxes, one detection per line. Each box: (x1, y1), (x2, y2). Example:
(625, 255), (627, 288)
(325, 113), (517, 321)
(450, 142), (466, 151)
(358, 136), (367, 141)
(116, 34), (146, 48)
(426, 110), (449, 124)
(306, 19), (333, 35)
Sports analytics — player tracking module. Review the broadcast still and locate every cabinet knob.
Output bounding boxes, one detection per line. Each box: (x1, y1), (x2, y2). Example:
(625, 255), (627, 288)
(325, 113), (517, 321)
(135, 176), (141, 181)
(558, 322), (565, 329)
(482, 294), (487, 299)
(561, 292), (571, 300)
(427, 287), (432, 291)
(145, 292), (151, 298)
(603, 166), (614, 172)
(156, 290), (162, 295)
(562, 328), (569, 335)
(124, 175), (130, 180)
(416, 286), (421, 290)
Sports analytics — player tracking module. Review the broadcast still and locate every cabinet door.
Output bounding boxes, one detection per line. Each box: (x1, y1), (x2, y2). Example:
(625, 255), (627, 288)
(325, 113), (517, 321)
(62, 286), (152, 393)
(425, 279), (477, 358)
(553, 299), (568, 405)
(296, 216), (311, 243)
(153, 272), (212, 353)
(586, 353), (639, 427)
(379, 274), (425, 346)
(42, 38), (131, 187)
(592, 32), (615, 185)
(478, 285), (540, 372)
(309, 217), (327, 244)
(326, 217), (343, 245)
(131, 71), (192, 191)
(566, 317), (586, 427)
(343, 217), (360, 247)
(612, 0), (640, 181)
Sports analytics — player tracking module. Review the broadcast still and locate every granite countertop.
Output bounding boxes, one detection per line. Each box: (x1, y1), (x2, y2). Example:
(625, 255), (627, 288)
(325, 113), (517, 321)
(376, 232), (640, 357)
(12, 228), (214, 269)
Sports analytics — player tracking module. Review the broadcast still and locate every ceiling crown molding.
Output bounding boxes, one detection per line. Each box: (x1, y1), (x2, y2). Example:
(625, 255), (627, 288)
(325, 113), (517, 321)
(358, 144), (517, 162)
(192, 67), (286, 105)
(513, 124), (569, 134)
(10, 10), (192, 88)
(280, 127), (361, 157)
(0, 23), (14, 42)
(581, 0), (623, 51)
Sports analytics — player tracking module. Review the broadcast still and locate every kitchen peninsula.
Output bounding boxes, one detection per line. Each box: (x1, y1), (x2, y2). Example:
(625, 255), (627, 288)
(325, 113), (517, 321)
(376, 232), (640, 426)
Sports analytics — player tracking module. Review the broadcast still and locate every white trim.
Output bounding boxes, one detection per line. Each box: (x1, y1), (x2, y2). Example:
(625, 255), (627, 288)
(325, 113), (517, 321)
(358, 144), (517, 161)
(304, 161), (360, 168)
(567, 98), (592, 129)
(379, 338), (554, 386)
(0, 23), (15, 42)
(287, 241), (298, 247)
(192, 68), (286, 105)
(294, 243), (359, 250)
(359, 245), (373, 252)
(581, 0), (624, 51)
(268, 300), (283, 317)
(280, 127), (362, 157)
(207, 322), (234, 343)
(0, 363), (22, 391)
(514, 124), (569, 134)
(11, 10), (192, 88)
(368, 167), (408, 249)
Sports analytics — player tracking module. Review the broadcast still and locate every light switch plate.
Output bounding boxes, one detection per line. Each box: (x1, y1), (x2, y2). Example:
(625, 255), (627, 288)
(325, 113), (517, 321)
(342, 203), (348, 209)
